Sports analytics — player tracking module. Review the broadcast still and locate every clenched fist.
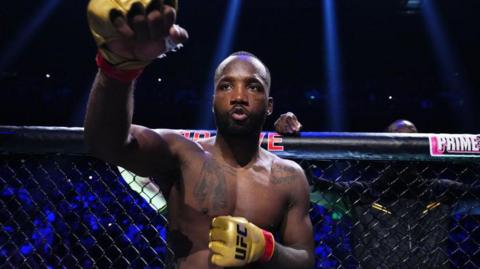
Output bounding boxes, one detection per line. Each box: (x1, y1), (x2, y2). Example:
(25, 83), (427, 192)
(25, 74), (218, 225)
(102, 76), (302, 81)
(87, 0), (188, 70)
(209, 216), (275, 267)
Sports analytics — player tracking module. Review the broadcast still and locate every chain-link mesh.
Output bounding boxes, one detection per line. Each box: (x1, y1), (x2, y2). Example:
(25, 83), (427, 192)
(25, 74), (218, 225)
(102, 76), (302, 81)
(0, 154), (172, 268)
(299, 159), (480, 269)
(1, 154), (480, 268)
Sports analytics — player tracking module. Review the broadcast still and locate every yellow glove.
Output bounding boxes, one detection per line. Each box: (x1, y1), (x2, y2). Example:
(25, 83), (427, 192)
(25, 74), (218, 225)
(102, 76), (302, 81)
(87, 0), (179, 70)
(209, 216), (275, 267)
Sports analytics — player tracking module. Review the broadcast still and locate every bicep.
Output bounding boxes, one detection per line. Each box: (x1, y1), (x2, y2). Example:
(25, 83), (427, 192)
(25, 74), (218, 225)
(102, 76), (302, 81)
(110, 125), (184, 177)
(280, 170), (314, 251)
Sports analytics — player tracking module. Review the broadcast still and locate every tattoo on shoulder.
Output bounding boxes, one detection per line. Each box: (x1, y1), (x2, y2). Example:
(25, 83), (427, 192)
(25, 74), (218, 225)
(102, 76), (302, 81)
(193, 158), (235, 212)
(270, 163), (298, 185)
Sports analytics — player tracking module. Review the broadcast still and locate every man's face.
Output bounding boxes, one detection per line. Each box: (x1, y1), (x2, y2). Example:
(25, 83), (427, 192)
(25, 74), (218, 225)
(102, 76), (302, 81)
(213, 56), (273, 137)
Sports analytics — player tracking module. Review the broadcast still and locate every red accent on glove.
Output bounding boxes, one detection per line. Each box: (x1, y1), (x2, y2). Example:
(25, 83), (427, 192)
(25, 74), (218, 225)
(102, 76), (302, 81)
(96, 53), (143, 83)
(259, 230), (275, 262)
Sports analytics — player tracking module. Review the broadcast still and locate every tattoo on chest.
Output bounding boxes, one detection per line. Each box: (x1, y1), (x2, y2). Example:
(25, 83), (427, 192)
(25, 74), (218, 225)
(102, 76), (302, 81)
(270, 164), (298, 185)
(193, 159), (235, 212)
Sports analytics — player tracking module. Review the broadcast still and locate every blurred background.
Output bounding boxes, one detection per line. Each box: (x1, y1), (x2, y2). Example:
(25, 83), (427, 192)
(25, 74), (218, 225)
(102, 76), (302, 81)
(1, 0), (479, 133)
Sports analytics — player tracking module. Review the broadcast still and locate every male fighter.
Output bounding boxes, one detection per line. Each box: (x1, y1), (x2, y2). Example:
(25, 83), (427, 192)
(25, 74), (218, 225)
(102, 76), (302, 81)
(84, 1), (314, 268)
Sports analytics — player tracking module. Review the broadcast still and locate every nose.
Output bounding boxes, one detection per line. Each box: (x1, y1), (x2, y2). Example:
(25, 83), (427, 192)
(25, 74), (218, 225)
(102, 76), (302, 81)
(230, 86), (248, 105)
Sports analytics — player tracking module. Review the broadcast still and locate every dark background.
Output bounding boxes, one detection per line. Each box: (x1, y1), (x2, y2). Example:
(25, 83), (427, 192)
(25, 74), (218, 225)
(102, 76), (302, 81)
(1, 0), (479, 133)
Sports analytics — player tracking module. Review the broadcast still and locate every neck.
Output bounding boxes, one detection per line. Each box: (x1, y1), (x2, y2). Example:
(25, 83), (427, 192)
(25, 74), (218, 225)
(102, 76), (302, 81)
(214, 131), (261, 167)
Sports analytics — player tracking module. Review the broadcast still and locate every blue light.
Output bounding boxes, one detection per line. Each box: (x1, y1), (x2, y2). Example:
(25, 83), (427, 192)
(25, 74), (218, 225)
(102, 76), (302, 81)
(1, 187), (15, 196)
(45, 210), (55, 222)
(197, 0), (243, 129)
(0, 0), (61, 72)
(126, 225), (140, 242)
(159, 225), (167, 241)
(421, 0), (474, 130)
(20, 244), (33, 255)
(305, 89), (321, 101)
(403, 0), (422, 14)
(323, 0), (345, 131)
(87, 214), (99, 231)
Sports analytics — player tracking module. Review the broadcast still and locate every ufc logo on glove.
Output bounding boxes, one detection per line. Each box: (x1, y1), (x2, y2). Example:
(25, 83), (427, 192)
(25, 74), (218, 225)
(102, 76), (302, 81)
(209, 216), (275, 267)
(235, 224), (248, 260)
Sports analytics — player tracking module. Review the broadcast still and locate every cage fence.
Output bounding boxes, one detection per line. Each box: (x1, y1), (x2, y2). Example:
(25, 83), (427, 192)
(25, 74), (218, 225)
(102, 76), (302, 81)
(1, 127), (479, 268)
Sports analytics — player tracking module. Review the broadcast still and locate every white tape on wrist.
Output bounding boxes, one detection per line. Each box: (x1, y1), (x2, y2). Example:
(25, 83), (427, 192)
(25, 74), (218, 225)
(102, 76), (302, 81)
(157, 25), (184, 59)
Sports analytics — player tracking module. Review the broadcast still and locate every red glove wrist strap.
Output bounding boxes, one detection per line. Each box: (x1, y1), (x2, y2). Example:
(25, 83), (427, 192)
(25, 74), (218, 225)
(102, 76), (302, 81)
(96, 53), (143, 83)
(260, 230), (275, 262)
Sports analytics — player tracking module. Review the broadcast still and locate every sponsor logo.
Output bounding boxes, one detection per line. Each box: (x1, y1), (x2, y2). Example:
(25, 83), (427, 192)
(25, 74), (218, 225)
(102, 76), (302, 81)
(429, 134), (480, 157)
(178, 130), (285, 152)
(259, 132), (284, 151)
(180, 130), (212, 141)
(235, 224), (248, 260)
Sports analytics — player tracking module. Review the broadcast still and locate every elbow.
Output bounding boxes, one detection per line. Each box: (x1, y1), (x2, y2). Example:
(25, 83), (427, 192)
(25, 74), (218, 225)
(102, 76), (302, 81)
(84, 131), (107, 159)
(83, 127), (124, 161)
(84, 125), (101, 157)
(306, 254), (315, 269)
(295, 254), (314, 269)
(85, 139), (124, 163)
(298, 249), (315, 269)
(83, 120), (97, 153)
(84, 140), (103, 159)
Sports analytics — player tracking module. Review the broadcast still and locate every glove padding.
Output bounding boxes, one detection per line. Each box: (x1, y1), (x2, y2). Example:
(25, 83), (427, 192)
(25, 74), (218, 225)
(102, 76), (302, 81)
(209, 216), (275, 267)
(87, 0), (178, 70)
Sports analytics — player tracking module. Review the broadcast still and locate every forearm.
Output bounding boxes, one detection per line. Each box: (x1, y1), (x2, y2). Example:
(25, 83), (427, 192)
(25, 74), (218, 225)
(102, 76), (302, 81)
(262, 242), (314, 269)
(84, 70), (135, 159)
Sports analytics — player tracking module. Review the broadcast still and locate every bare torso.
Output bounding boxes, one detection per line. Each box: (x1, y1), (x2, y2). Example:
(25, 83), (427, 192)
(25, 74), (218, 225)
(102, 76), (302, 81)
(157, 137), (300, 269)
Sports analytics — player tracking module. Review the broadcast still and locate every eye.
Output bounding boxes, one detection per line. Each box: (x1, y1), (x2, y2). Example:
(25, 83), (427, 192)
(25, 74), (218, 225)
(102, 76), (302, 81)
(218, 82), (232, 91)
(248, 83), (263, 92)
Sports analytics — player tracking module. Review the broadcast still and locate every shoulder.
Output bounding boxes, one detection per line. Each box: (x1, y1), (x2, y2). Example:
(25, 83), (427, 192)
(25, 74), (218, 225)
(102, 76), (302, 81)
(268, 154), (310, 207)
(266, 151), (307, 186)
(273, 156), (304, 174)
(197, 136), (216, 150)
(133, 126), (207, 156)
(160, 128), (204, 146)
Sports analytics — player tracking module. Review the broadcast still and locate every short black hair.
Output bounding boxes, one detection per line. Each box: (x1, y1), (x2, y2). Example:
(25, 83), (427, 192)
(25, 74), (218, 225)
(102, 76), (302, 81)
(386, 119), (418, 133)
(214, 51), (271, 91)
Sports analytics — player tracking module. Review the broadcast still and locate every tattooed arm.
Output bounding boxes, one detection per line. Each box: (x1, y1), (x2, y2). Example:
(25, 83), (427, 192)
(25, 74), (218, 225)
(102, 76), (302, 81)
(265, 160), (315, 269)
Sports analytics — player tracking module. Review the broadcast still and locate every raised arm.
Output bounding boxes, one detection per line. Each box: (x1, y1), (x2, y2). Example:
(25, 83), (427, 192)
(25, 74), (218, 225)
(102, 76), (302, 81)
(83, 0), (188, 177)
(84, 73), (180, 176)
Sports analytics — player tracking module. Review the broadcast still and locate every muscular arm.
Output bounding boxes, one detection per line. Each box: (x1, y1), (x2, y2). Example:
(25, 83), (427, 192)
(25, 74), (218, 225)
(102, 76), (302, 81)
(84, 71), (179, 177)
(264, 164), (315, 269)
(84, 1), (189, 177)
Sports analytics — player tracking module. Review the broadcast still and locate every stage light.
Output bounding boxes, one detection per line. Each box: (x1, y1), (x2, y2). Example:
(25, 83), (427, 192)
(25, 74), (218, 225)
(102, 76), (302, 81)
(196, 0), (243, 129)
(421, 0), (474, 130)
(323, 0), (345, 131)
(402, 0), (422, 14)
(305, 89), (321, 101)
(0, 0), (61, 72)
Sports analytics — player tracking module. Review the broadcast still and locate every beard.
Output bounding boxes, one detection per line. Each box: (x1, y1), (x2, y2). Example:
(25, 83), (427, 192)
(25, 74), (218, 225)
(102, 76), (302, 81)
(214, 105), (267, 137)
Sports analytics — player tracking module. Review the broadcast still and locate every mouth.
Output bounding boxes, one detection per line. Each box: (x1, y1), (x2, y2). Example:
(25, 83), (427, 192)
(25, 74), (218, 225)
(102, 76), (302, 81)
(229, 106), (248, 121)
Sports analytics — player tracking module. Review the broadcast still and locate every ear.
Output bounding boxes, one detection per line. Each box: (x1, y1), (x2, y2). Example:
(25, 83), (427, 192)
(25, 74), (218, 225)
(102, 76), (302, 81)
(211, 94), (215, 113)
(266, 97), (273, 116)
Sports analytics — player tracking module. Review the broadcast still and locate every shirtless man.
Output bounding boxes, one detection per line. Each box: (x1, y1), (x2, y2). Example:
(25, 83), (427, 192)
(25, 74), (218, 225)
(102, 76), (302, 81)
(84, 1), (314, 268)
